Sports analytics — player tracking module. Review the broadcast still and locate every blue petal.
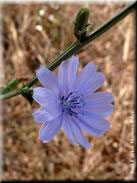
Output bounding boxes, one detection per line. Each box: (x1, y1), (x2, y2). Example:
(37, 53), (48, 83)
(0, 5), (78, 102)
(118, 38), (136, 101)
(58, 56), (79, 96)
(70, 119), (91, 148)
(32, 107), (47, 124)
(85, 103), (113, 117)
(36, 65), (59, 94)
(84, 92), (113, 103)
(32, 106), (61, 124)
(79, 122), (103, 136)
(39, 115), (63, 142)
(72, 63), (105, 94)
(79, 63), (97, 81)
(62, 114), (78, 145)
(72, 63), (96, 91)
(85, 73), (105, 94)
(84, 92), (113, 117)
(76, 118), (104, 137)
(77, 112), (110, 137)
(33, 87), (60, 105)
(33, 87), (61, 120)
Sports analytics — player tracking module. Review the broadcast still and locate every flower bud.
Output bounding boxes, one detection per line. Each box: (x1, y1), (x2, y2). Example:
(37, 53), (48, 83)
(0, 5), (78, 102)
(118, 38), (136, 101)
(74, 8), (89, 42)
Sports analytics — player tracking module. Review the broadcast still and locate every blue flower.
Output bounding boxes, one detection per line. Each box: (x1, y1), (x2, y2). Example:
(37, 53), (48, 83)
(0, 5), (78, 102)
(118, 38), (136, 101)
(32, 56), (113, 148)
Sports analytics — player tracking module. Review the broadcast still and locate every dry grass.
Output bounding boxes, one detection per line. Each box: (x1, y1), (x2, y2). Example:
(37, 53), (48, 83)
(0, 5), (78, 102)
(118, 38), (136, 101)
(1, 2), (135, 180)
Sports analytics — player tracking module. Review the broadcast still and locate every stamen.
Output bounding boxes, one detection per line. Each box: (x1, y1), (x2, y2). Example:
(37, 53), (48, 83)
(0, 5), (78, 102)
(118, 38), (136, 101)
(61, 91), (86, 116)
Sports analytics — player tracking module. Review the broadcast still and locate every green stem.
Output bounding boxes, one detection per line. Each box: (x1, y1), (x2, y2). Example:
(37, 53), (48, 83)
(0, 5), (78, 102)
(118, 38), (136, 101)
(1, 1), (136, 100)
(0, 90), (19, 99)
(83, 1), (137, 45)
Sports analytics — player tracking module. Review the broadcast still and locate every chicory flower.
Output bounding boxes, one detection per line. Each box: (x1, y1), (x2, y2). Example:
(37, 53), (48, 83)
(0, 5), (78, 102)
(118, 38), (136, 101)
(32, 56), (113, 148)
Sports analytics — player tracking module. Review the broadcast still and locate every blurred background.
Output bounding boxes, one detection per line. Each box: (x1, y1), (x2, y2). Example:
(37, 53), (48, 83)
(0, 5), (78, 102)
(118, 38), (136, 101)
(2, 2), (135, 180)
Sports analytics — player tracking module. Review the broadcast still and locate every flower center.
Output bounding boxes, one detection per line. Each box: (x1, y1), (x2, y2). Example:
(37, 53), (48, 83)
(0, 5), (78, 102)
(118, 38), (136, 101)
(61, 91), (86, 116)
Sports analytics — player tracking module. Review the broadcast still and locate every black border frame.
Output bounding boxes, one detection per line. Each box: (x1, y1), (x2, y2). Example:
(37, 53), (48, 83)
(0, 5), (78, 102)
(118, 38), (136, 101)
(1, 2), (137, 183)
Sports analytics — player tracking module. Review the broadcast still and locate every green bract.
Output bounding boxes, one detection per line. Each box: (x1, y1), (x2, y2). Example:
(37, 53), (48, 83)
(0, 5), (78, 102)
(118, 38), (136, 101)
(74, 8), (89, 42)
